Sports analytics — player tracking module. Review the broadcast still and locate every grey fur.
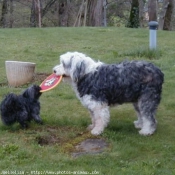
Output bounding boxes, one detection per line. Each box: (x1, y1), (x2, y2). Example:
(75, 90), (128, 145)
(53, 52), (164, 136)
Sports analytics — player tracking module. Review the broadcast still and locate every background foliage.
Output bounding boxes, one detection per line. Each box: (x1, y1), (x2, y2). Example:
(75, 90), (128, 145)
(0, 0), (175, 30)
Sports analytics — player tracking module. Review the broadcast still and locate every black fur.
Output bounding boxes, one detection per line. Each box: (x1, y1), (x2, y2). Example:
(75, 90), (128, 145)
(53, 52), (164, 135)
(0, 85), (42, 128)
(77, 61), (164, 106)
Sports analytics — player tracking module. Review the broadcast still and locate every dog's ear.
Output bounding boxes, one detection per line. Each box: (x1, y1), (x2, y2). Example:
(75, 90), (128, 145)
(22, 89), (30, 98)
(22, 85), (41, 99)
(73, 61), (85, 82)
(62, 56), (73, 69)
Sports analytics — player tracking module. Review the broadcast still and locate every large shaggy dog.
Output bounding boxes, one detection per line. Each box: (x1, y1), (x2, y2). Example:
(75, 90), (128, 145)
(0, 85), (42, 128)
(53, 52), (164, 136)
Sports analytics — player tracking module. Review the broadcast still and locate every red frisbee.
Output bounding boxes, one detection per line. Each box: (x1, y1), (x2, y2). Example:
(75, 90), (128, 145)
(40, 73), (62, 92)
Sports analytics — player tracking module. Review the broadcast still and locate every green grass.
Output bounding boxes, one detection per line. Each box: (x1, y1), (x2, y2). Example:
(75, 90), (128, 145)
(0, 27), (175, 175)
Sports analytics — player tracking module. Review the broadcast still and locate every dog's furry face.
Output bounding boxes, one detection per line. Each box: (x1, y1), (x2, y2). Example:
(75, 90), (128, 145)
(22, 85), (42, 99)
(53, 52), (103, 82)
(53, 52), (164, 136)
(0, 85), (42, 128)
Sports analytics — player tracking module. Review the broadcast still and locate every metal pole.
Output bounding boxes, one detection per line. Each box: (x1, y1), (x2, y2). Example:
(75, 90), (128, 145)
(148, 21), (158, 50)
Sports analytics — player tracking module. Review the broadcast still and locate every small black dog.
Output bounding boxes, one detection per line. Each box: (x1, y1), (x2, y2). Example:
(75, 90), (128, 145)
(0, 85), (43, 128)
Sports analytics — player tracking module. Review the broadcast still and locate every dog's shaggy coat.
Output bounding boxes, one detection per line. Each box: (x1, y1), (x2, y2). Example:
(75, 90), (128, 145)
(53, 52), (164, 136)
(0, 85), (42, 128)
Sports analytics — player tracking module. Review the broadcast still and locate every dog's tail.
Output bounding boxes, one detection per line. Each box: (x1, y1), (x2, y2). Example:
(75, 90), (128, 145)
(0, 93), (18, 125)
(153, 66), (164, 93)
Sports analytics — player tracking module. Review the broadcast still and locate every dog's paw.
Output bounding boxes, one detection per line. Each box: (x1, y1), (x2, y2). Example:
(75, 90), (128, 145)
(87, 124), (94, 131)
(37, 120), (43, 125)
(21, 123), (28, 129)
(134, 120), (143, 129)
(139, 128), (155, 136)
(91, 128), (103, 136)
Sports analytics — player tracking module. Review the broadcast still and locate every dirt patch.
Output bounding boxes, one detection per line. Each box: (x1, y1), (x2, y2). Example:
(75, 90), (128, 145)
(35, 125), (82, 146)
(36, 134), (109, 157)
(35, 125), (71, 146)
(34, 125), (109, 157)
(32, 73), (50, 83)
(37, 135), (61, 146)
(72, 139), (109, 157)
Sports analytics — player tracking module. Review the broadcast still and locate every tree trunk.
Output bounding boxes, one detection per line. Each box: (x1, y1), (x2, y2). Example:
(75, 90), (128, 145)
(37, 0), (42, 28)
(9, 0), (14, 28)
(59, 0), (70, 26)
(159, 0), (169, 29)
(54, 0), (59, 26)
(139, 0), (145, 28)
(83, 0), (88, 26)
(30, 0), (37, 27)
(103, 0), (107, 27)
(87, 0), (103, 26)
(163, 0), (174, 30)
(0, 0), (8, 28)
(42, 0), (57, 18)
(159, 0), (174, 30)
(30, 0), (42, 27)
(148, 0), (157, 21)
(126, 0), (139, 28)
(74, 0), (85, 27)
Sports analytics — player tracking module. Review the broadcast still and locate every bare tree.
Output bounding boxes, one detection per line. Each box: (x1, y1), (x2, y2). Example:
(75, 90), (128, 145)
(87, 0), (103, 26)
(30, 0), (41, 27)
(31, 0), (60, 27)
(42, 0), (57, 18)
(30, 0), (73, 27)
(0, 0), (8, 28)
(103, 0), (107, 26)
(74, 0), (86, 27)
(126, 0), (139, 28)
(139, 0), (145, 27)
(159, 0), (174, 30)
(30, 0), (37, 27)
(148, 0), (157, 21)
(59, 0), (71, 26)
(9, 0), (14, 28)
(37, 0), (42, 27)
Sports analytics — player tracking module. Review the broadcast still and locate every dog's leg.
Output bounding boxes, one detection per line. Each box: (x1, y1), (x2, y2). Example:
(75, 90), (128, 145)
(81, 95), (109, 135)
(133, 102), (143, 129)
(139, 114), (157, 136)
(137, 94), (158, 136)
(19, 119), (28, 129)
(87, 110), (95, 131)
(32, 114), (43, 124)
(19, 121), (28, 129)
(18, 111), (29, 129)
(90, 106), (110, 135)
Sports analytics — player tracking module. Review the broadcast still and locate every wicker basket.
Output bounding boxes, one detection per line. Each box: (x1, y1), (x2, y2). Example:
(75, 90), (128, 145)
(5, 61), (36, 87)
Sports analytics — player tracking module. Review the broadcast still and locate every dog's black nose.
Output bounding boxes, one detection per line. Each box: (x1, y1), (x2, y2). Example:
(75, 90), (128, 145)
(53, 70), (56, 73)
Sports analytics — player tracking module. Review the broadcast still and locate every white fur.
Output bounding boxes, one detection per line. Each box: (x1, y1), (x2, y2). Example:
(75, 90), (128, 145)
(139, 117), (157, 136)
(54, 52), (103, 80)
(53, 52), (162, 136)
(53, 52), (108, 135)
(81, 95), (110, 135)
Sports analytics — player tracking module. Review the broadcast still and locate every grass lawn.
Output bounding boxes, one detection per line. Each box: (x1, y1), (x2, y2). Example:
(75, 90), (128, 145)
(0, 27), (175, 175)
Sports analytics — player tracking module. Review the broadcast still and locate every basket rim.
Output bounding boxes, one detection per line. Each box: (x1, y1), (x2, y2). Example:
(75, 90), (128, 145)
(5, 60), (36, 65)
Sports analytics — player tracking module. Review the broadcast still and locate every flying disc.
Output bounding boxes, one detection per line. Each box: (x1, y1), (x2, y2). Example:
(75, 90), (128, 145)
(40, 73), (62, 92)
